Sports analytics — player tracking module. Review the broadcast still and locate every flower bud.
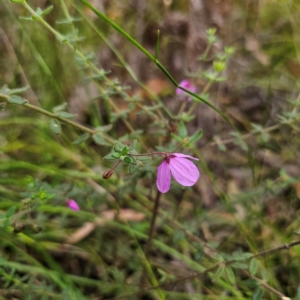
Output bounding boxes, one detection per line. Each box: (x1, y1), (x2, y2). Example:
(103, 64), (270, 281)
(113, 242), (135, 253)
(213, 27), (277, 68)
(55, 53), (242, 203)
(213, 61), (226, 73)
(103, 169), (114, 179)
(67, 199), (80, 211)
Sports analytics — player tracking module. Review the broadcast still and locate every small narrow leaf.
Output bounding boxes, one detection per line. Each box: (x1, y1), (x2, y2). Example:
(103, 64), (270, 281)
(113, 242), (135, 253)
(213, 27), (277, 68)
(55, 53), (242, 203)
(129, 165), (139, 174)
(189, 130), (203, 144)
(213, 264), (225, 281)
(114, 141), (124, 152)
(103, 153), (117, 160)
(120, 146), (128, 156)
(53, 102), (68, 113)
(249, 258), (258, 275)
(10, 86), (30, 95)
(50, 119), (61, 135)
(19, 16), (33, 21)
(178, 121), (188, 138)
(6, 206), (16, 218)
(225, 267), (236, 285)
(92, 133), (106, 145)
(233, 252), (253, 261)
(128, 139), (137, 151)
(260, 268), (269, 282)
(95, 124), (113, 132)
(7, 95), (27, 105)
(72, 133), (90, 145)
(112, 152), (121, 159)
(123, 156), (133, 164)
(56, 111), (77, 119)
(40, 5), (53, 16)
(252, 286), (263, 300)
(231, 262), (248, 269)
(171, 133), (183, 143)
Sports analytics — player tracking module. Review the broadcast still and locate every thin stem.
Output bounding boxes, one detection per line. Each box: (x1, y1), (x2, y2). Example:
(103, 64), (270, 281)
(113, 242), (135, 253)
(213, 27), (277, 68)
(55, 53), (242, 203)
(145, 191), (161, 258)
(0, 93), (114, 144)
(128, 151), (167, 157)
(186, 79), (214, 116)
(138, 190), (162, 298)
(12, 202), (26, 227)
(155, 30), (160, 60)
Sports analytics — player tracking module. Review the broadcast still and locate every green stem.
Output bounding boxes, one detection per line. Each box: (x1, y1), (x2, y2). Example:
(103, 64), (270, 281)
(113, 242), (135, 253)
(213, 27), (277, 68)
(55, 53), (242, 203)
(0, 93), (114, 144)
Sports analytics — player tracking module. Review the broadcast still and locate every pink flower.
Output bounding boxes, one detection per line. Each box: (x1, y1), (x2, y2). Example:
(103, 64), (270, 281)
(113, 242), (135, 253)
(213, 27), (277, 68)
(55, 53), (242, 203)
(156, 153), (200, 193)
(67, 199), (80, 211)
(176, 79), (197, 101)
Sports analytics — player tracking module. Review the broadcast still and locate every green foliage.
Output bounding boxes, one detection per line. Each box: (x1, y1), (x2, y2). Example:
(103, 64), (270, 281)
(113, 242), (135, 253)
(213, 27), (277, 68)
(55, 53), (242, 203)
(1, 0), (300, 298)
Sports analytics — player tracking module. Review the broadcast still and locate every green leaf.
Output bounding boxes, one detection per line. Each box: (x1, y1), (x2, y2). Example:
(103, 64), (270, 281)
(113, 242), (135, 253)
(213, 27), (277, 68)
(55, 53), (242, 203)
(7, 95), (27, 105)
(244, 279), (259, 288)
(9, 86), (30, 95)
(123, 156), (132, 164)
(178, 121), (188, 138)
(225, 267), (236, 285)
(171, 133), (183, 143)
(120, 146), (128, 156)
(19, 16), (34, 21)
(114, 141), (124, 152)
(129, 165), (139, 174)
(128, 139), (137, 151)
(53, 102), (68, 113)
(260, 268), (269, 282)
(112, 152), (121, 159)
(95, 124), (113, 132)
(249, 258), (258, 276)
(103, 153), (117, 160)
(72, 133), (90, 145)
(40, 5), (53, 17)
(233, 252), (253, 261)
(56, 111), (77, 119)
(189, 130), (203, 144)
(212, 264), (225, 281)
(92, 133), (106, 145)
(6, 206), (16, 218)
(252, 286), (263, 300)
(231, 262), (248, 269)
(50, 119), (61, 135)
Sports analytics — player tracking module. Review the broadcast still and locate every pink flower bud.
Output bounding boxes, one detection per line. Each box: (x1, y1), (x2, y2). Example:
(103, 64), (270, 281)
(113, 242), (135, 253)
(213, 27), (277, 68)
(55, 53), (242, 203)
(67, 199), (80, 211)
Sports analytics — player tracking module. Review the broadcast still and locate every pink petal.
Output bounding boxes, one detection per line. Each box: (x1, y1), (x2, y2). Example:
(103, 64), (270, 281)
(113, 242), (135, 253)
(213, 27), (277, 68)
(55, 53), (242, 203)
(173, 153), (199, 161)
(156, 160), (171, 193)
(169, 157), (200, 187)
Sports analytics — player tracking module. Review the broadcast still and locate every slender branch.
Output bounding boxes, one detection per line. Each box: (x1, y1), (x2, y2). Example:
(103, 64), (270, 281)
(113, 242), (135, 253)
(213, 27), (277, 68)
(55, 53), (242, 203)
(0, 93), (114, 144)
(145, 191), (161, 258)
(138, 190), (162, 297)
(128, 152), (167, 158)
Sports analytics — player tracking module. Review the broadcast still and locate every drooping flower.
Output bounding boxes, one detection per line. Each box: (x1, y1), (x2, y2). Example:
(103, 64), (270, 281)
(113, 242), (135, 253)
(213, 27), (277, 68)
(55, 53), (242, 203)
(176, 79), (197, 101)
(67, 199), (80, 211)
(156, 153), (200, 193)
